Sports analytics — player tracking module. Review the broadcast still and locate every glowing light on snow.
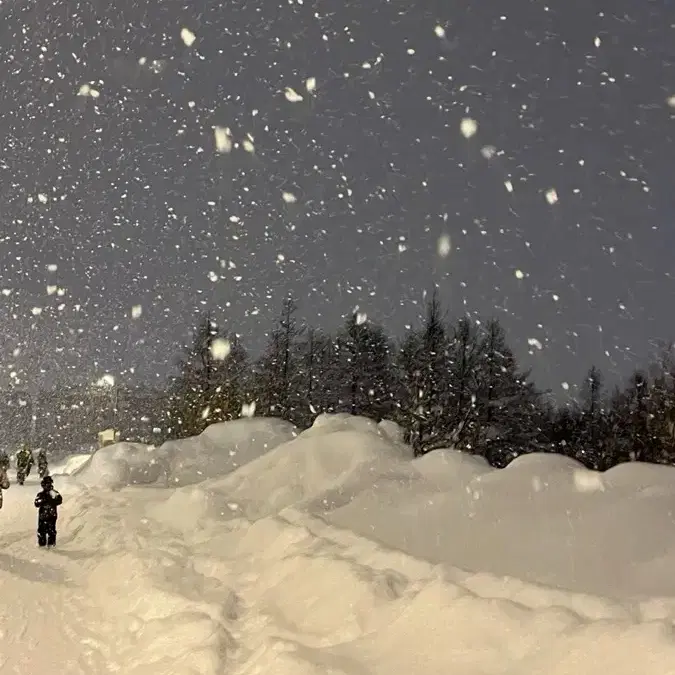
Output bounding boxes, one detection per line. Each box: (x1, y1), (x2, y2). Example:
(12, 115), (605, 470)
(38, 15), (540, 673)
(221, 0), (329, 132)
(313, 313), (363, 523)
(545, 188), (558, 205)
(180, 27), (196, 46)
(305, 77), (317, 92)
(241, 401), (256, 418)
(214, 127), (232, 153)
(284, 87), (303, 102)
(514, 269), (525, 280)
(528, 338), (543, 350)
(356, 312), (368, 325)
(437, 234), (452, 258)
(282, 191), (297, 204)
(131, 305), (143, 319)
(574, 470), (605, 493)
(434, 25), (446, 38)
(210, 338), (231, 361)
(460, 118), (478, 139)
(96, 374), (116, 388)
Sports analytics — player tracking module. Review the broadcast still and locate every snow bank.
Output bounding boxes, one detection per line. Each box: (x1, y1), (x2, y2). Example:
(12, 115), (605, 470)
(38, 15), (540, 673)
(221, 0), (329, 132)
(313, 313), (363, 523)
(74, 415), (675, 599)
(74, 442), (169, 490)
(53, 453), (93, 476)
(44, 480), (675, 675)
(324, 449), (675, 598)
(162, 417), (297, 487)
(72, 417), (297, 490)
(7, 413), (675, 674)
(149, 414), (412, 525)
(377, 419), (406, 444)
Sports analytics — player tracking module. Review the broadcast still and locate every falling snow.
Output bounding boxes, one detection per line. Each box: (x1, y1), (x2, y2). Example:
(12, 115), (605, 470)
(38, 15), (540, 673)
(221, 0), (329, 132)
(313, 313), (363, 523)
(210, 338), (232, 361)
(0, 0), (669, 458)
(437, 235), (452, 258)
(180, 27), (197, 47)
(545, 188), (558, 205)
(460, 118), (478, 139)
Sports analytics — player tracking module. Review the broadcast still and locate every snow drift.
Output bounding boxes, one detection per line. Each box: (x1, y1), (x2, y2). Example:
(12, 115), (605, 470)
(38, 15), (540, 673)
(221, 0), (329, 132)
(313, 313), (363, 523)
(162, 417), (298, 486)
(74, 441), (168, 489)
(3, 413), (675, 674)
(72, 417), (297, 489)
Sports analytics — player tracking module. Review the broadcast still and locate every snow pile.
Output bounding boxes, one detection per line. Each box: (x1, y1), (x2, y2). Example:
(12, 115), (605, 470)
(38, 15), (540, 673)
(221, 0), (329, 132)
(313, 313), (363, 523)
(53, 453), (93, 476)
(149, 414), (412, 526)
(161, 417), (297, 487)
(4, 414), (675, 674)
(325, 450), (675, 597)
(74, 441), (169, 490)
(376, 418), (406, 444)
(146, 414), (675, 597)
(72, 417), (297, 490)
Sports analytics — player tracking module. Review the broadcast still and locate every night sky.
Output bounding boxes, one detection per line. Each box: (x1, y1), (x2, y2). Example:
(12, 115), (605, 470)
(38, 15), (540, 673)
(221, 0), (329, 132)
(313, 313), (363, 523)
(1, 0), (673, 398)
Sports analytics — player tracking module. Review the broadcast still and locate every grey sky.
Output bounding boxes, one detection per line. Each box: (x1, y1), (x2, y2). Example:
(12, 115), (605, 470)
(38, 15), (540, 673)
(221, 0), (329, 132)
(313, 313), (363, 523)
(0, 0), (673, 399)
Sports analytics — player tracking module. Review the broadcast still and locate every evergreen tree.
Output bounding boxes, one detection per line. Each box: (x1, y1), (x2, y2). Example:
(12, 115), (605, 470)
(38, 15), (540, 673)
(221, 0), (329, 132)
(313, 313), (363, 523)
(253, 295), (304, 422)
(550, 405), (584, 458)
(166, 314), (248, 438)
(576, 365), (607, 468)
(603, 371), (651, 466)
(444, 316), (483, 448)
(469, 318), (544, 466)
(334, 314), (395, 420)
(292, 327), (339, 427)
(396, 290), (449, 454)
(645, 344), (675, 463)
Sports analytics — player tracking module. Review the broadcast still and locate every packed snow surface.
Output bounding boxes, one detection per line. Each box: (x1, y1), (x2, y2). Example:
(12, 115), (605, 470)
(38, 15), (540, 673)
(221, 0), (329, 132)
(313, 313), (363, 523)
(2, 414), (675, 674)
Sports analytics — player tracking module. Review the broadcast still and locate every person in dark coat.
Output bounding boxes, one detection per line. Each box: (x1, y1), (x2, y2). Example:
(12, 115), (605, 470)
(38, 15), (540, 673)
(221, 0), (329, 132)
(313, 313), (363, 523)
(16, 444), (34, 485)
(0, 464), (9, 510)
(34, 475), (62, 547)
(37, 448), (49, 479)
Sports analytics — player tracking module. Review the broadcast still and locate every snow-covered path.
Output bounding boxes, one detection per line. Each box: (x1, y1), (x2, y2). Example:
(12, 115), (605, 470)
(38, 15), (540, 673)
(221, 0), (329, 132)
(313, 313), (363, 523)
(1, 472), (235, 675)
(0, 476), (116, 674)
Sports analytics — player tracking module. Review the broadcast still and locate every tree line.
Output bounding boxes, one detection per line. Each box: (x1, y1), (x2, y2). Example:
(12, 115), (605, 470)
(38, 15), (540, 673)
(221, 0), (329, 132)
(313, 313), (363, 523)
(165, 293), (675, 471)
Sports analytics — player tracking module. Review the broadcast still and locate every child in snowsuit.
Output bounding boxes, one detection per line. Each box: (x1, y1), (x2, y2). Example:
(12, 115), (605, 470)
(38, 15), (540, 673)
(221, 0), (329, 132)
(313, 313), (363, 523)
(34, 475), (62, 547)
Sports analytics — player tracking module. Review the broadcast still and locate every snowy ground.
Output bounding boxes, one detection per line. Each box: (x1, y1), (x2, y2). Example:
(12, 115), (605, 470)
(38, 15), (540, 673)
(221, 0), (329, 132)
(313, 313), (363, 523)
(2, 414), (675, 674)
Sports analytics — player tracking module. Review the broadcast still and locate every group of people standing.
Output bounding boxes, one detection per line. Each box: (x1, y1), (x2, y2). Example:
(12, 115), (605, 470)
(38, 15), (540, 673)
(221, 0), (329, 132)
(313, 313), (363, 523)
(12, 444), (49, 485)
(0, 444), (63, 548)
